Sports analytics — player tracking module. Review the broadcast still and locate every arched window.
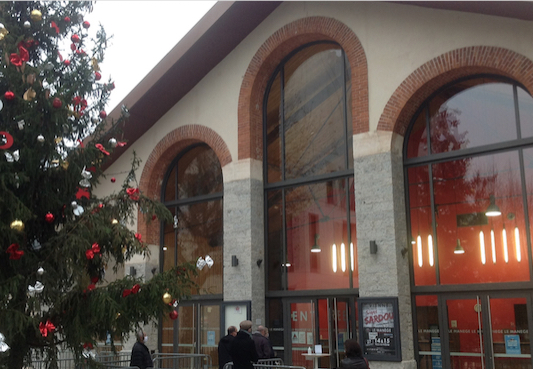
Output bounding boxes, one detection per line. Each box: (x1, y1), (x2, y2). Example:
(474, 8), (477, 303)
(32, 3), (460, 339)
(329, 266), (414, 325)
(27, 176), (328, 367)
(405, 76), (533, 286)
(264, 42), (357, 291)
(160, 143), (223, 354)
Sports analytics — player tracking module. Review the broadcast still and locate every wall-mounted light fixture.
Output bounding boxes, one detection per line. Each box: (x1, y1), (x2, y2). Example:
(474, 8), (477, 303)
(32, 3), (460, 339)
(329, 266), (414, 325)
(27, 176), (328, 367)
(311, 234), (321, 253)
(231, 255), (239, 267)
(256, 259), (263, 268)
(369, 240), (378, 254)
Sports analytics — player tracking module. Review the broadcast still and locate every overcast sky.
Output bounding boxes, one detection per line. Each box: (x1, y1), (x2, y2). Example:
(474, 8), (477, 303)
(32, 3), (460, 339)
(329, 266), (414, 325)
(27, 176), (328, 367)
(85, 1), (216, 112)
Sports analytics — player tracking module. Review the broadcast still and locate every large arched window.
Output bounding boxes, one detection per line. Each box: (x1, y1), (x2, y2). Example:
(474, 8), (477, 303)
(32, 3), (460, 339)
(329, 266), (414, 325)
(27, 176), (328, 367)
(264, 41), (357, 291)
(405, 76), (533, 286)
(160, 143), (223, 355)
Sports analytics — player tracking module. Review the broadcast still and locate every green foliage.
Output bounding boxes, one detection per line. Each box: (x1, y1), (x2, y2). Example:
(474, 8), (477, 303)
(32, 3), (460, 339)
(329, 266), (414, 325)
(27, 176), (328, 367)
(0, 2), (196, 368)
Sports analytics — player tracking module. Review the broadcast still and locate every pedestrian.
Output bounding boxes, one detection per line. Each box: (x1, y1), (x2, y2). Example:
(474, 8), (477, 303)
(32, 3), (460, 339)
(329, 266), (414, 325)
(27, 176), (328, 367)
(340, 339), (369, 369)
(252, 325), (274, 359)
(229, 320), (259, 369)
(130, 330), (153, 369)
(218, 326), (238, 369)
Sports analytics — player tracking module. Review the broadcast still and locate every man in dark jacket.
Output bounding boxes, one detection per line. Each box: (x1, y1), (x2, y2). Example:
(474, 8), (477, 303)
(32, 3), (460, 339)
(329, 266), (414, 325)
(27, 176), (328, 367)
(130, 330), (153, 369)
(229, 320), (259, 369)
(252, 325), (274, 359)
(218, 326), (237, 369)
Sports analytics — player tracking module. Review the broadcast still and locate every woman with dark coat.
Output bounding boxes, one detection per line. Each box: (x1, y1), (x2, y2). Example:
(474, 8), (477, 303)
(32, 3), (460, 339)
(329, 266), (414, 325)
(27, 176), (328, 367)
(340, 339), (369, 369)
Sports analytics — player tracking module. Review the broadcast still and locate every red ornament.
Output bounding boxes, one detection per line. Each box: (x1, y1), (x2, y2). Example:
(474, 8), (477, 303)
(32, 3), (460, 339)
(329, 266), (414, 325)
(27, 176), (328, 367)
(0, 132), (14, 150)
(70, 43), (77, 51)
(4, 91), (15, 100)
(76, 187), (90, 200)
(52, 98), (62, 108)
(50, 21), (59, 34)
(87, 283), (95, 291)
(6, 243), (24, 260)
(10, 53), (22, 67)
(85, 249), (94, 260)
(39, 321), (55, 337)
(95, 72), (101, 81)
(83, 21), (90, 29)
(152, 215), (157, 221)
(91, 276), (99, 284)
(64, 16), (71, 23)
(71, 34), (80, 43)
(132, 284), (141, 294)
(111, 177), (116, 183)
(45, 212), (54, 223)
(91, 243), (101, 254)
(64, 59), (70, 66)
(95, 143), (109, 156)
(169, 310), (178, 320)
(99, 110), (107, 119)
(127, 188), (140, 201)
(72, 96), (81, 105)
(135, 233), (142, 242)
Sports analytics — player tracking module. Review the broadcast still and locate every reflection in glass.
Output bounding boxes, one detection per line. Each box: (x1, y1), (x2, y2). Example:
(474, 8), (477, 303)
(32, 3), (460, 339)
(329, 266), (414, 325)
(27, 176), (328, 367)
(177, 305), (196, 354)
(177, 144), (223, 199)
(416, 295), (440, 369)
(201, 305), (220, 369)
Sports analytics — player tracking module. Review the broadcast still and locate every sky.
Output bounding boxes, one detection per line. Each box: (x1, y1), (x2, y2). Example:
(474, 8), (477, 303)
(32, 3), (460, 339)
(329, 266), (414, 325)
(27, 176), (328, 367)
(85, 1), (216, 112)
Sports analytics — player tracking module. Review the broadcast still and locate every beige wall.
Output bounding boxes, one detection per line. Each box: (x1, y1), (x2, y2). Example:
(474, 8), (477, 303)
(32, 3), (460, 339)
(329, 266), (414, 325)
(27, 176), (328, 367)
(97, 0), (533, 219)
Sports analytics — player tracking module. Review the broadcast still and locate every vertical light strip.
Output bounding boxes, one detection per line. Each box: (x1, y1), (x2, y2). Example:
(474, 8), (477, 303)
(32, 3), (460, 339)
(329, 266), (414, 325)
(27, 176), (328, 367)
(332, 244), (337, 272)
(341, 243), (346, 272)
(350, 243), (354, 272)
(490, 229), (496, 264)
(479, 231), (486, 265)
(417, 235), (423, 267)
(427, 235), (434, 267)
(515, 227), (521, 262)
(502, 227), (509, 263)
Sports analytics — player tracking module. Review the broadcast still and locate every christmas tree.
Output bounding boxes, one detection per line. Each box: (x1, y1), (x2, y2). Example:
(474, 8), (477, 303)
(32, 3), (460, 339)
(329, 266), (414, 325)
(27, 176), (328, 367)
(0, 2), (196, 368)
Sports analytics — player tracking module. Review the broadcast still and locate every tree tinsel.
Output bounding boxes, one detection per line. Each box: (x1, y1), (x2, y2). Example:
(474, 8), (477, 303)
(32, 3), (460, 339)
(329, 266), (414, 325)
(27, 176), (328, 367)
(0, 2), (196, 368)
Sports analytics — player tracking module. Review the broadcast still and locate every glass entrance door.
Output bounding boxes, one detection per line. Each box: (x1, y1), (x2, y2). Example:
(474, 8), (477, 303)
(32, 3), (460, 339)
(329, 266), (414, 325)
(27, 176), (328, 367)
(442, 294), (532, 369)
(285, 298), (355, 369)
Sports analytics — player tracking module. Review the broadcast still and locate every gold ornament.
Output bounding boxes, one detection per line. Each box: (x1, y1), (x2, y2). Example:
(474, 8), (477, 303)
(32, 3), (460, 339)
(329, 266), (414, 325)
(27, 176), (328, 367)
(54, 137), (62, 144)
(23, 87), (36, 101)
(91, 58), (100, 72)
(10, 220), (24, 232)
(162, 292), (172, 304)
(111, 219), (119, 225)
(30, 10), (42, 22)
(0, 24), (8, 41)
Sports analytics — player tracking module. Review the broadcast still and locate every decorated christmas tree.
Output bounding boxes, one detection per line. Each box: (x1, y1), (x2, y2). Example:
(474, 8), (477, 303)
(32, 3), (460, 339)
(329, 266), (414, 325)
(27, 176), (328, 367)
(0, 2), (195, 368)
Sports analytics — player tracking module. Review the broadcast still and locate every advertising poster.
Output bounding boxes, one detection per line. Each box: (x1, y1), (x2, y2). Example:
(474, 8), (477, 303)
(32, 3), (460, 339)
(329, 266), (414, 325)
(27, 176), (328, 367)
(358, 298), (401, 361)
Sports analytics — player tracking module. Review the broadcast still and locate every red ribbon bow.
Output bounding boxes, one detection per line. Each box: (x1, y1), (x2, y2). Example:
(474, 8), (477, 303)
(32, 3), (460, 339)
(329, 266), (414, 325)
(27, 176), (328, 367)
(50, 21), (59, 34)
(85, 243), (101, 260)
(122, 283), (141, 298)
(127, 188), (140, 201)
(39, 320), (55, 337)
(95, 143), (109, 156)
(135, 233), (142, 242)
(6, 243), (24, 260)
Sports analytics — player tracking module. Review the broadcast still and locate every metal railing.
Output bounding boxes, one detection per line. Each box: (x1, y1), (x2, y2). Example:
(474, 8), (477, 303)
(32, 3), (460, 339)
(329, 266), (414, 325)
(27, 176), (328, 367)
(223, 362), (304, 369)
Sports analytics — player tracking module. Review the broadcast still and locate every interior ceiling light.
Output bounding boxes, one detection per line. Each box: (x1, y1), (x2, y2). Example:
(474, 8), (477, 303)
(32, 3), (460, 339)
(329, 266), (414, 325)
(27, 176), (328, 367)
(485, 195), (501, 217)
(454, 239), (465, 254)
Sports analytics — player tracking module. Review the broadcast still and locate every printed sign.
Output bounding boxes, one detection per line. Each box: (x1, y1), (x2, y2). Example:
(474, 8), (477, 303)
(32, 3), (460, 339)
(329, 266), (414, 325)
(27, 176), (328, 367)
(505, 334), (521, 355)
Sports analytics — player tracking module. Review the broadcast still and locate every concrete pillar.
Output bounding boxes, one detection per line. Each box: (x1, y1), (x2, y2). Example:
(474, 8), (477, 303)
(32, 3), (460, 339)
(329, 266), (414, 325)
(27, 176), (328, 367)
(223, 159), (266, 325)
(353, 131), (416, 369)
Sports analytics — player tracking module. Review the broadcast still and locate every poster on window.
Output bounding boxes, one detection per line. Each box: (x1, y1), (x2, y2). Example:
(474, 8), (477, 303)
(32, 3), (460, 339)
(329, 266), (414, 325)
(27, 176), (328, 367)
(358, 297), (401, 361)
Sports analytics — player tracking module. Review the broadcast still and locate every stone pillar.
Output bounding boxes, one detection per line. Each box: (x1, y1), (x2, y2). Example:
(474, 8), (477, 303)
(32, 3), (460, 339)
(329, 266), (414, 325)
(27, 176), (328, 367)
(223, 159), (265, 326)
(353, 131), (416, 369)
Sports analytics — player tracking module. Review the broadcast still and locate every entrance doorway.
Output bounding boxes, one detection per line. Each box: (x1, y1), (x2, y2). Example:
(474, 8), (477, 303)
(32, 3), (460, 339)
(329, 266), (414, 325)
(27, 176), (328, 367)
(283, 297), (357, 369)
(416, 293), (533, 368)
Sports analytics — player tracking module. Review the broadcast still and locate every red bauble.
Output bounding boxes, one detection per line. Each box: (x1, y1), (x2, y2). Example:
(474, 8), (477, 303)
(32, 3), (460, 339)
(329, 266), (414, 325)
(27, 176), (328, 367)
(64, 16), (71, 23)
(64, 59), (70, 66)
(52, 98), (62, 109)
(95, 72), (101, 81)
(4, 91), (15, 100)
(99, 110), (107, 119)
(71, 34), (80, 43)
(169, 310), (178, 320)
(70, 43), (76, 51)
(45, 212), (54, 223)
(83, 21), (90, 29)
(111, 177), (116, 183)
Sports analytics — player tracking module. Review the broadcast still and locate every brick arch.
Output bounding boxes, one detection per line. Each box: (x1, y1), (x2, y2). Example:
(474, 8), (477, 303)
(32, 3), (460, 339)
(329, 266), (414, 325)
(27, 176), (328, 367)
(378, 46), (533, 138)
(238, 16), (368, 161)
(137, 125), (231, 244)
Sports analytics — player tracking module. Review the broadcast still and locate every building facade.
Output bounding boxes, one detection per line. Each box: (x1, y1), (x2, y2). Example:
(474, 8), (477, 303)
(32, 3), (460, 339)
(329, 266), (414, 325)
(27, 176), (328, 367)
(96, 2), (533, 368)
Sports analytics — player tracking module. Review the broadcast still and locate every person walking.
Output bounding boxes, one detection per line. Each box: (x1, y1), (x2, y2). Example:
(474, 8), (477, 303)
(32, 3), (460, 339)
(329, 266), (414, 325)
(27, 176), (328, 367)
(339, 339), (369, 369)
(130, 330), (153, 369)
(252, 325), (274, 359)
(229, 320), (259, 369)
(218, 326), (238, 369)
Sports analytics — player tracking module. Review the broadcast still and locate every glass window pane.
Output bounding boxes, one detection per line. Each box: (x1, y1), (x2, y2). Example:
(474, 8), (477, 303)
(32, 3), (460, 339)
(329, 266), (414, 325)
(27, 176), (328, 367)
(267, 190), (283, 291)
(518, 87), (533, 138)
(178, 144), (223, 199)
(284, 45), (347, 179)
(267, 299), (284, 359)
(165, 166), (176, 202)
(266, 72), (282, 183)
(415, 295), (441, 369)
(285, 180), (351, 290)
(201, 305), (220, 369)
(433, 151), (529, 285)
(407, 108), (428, 159)
(348, 179), (358, 288)
(178, 305), (196, 354)
(178, 200), (223, 294)
(345, 52), (353, 169)
(429, 81), (517, 154)
(163, 207), (177, 271)
(409, 166), (436, 286)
